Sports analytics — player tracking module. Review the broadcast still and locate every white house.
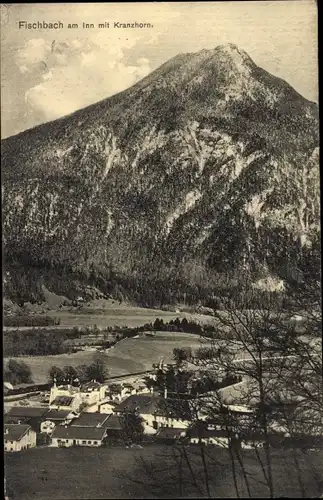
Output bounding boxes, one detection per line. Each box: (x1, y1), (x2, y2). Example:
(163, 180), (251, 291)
(79, 381), (106, 405)
(98, 399), (117, 414)
(49, 381), (106, 411)
(106, 383), (133, 402)
(40, 409), (77, 435)
(114, 395), (193, 434)
(4, 424), (36, 452)
(51, 425), (107, 447)
(155, 427), (187, 443)
(189, 427), (231, 447)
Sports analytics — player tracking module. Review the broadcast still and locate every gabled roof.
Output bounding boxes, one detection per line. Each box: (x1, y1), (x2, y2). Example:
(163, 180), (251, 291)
(80, 381), (102, 392)
(161, 399), (193, 420)
(104, 415), (123, 431)
(115, 395), (160, 414)
(45, 409), (74, 421)
(5, 415), (29, 424)
(6, 406), (49, 419)
(52, 425), (106, 441)
(155, 428), (186, 440)
(4, 424), (33, 442)
(51, 396), (74, 407)
(99, 398), (116, 407)
(108, 384), (123, 394)
(71, 412), (110, 428)
(115, 395), (192, 420)
(56, 385), (79, 393)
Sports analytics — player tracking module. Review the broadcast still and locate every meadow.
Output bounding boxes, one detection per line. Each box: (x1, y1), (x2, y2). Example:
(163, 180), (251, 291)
(45, 305), (214, 328)
(4, 332), (210, 384)
(5, 445), (323, 499)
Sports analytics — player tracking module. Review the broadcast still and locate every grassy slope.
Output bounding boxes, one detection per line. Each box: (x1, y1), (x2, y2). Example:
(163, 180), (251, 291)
(5, 446), (323, 499)
(4, 332), (210, 384)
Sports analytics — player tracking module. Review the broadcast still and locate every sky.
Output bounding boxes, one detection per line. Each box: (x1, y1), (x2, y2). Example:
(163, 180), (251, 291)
(0, 1), (318, 138)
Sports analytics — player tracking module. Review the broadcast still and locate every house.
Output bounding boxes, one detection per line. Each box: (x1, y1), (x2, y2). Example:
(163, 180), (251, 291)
(50, 395), (78, 411)
(115, 395), (193, 433)
(49, 380), (105, 411)
(106, 383), (130, 402)
(154, 397), (193, 429)
(79, 381), (106, 405)
(70, 412), (124, 440)
(188, 427), (231, 447)
(155, 427), (187, 444)
(135, 384), (151, 395)
(49, 383), (82, 411)
(98, 399), (116, 414)
(217, 380), (249, 406)
(103, 414), (124, 441)
(4, 424), (37, 452)
(122, 383), (137, 397)
(71, 412), (110, 428)
(40, 409), (77, 435)
(5, 406), (49, 433)
(51, 425), (107, 447)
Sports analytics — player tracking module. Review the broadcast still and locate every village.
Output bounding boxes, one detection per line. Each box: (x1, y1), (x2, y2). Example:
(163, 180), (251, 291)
(4, 345), (323, 455)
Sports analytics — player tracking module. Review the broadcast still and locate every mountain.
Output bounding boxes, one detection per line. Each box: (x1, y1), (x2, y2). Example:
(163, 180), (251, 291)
(2, 44), (320, 307)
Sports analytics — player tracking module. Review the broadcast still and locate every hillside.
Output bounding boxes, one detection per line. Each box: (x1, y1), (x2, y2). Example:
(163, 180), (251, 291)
(2, 44), (320, 307)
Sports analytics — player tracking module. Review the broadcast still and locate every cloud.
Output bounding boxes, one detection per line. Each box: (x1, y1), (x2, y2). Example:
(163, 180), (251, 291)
(16, 38), (51, 72)
(3, 3), (182, 136)
(22, 34), (152, 123)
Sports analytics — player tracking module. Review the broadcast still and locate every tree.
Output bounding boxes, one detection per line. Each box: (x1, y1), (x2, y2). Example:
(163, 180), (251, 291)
(181, 317), (189, 330)
(48, 365), (64, 384)
(153, 318), (164, 330)
(173, 347), (191, 365)
(76, 355), (109, 383)
(63, 365), (78, 383)
(4, 359), (33, 385)
(174, 317), (181, 329)
(118, 268), (322, 498)
(121, 410), (144, 444)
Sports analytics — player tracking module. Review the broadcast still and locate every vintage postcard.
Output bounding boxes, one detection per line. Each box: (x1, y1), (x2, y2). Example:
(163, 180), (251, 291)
(2, 1), (321, 499)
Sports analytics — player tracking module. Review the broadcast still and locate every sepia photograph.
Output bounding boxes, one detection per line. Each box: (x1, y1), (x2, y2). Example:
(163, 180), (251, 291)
(1, 1), (321, 498)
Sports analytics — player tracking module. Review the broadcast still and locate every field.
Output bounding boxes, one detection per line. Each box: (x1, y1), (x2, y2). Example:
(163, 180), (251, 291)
(107, 332), (209, 371)
(5, 445), (323, 499)
(4, 332), (211, 384)
(45, 303), (214, 328)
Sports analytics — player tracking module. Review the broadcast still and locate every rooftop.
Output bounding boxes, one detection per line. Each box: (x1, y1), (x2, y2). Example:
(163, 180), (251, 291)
(155, 428), (186, 440)
(6, 406), (49, 419)
(51, 396), (74, 407)
(45, 409), (75, 421)
(56, 385), (80, 393)
(80, 381), (102, 392)
(71, 412), (110, 428)
(52, 425), (106, 441)
(115, 395), (160, 414)
(4, 424), (32, 442)
(116, 395), (192, 420)
(104, 415), (124, 431)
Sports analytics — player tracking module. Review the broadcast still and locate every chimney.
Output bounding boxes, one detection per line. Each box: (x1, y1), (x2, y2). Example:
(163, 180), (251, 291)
(164, 387), (167, 399)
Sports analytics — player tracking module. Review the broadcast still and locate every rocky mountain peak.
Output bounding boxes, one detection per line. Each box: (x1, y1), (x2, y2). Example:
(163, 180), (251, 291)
(1, 46), (319, 306)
